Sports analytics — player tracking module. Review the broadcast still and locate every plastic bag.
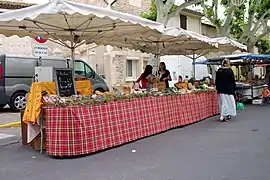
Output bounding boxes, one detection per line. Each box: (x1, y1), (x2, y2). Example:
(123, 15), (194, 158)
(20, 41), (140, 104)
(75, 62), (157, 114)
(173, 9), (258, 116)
(237, 102), (244, 110)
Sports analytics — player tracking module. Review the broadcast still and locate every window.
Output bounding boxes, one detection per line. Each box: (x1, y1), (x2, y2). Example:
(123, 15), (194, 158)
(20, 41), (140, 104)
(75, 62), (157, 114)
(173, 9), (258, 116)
(85, 64), (94, 78)
(126, 59), (138, 79)
(74, 61), (94, 79)
(180, 15), (187, 30)
(74, 61), (86, 77)
(172, 71), (177, 80)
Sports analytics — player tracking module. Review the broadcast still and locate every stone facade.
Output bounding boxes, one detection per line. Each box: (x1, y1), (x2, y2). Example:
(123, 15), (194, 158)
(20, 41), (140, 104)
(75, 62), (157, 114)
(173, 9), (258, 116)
(73, 0), (151, 15)
(113, 55), (125, 84)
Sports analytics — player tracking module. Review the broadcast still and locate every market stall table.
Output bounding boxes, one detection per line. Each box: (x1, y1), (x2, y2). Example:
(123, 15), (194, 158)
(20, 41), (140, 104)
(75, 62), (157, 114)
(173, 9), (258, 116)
(22, 80), (92, 150)
(236, 83), (265, 101)
(44, 91), (219, 157)
(195, 54), (270, 102)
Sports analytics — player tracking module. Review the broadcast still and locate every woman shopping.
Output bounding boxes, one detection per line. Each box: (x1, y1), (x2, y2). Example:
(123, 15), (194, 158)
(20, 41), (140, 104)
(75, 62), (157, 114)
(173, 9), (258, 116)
(136, 65), (154, 90)
(215, 59), (237, 122)
(157, 62), (172, 88)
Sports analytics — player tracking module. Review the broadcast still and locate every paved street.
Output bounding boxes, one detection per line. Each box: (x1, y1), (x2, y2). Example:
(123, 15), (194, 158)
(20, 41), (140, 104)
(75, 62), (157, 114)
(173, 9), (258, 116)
(0, 105), (270, 180)
(0, 107), (21, 145)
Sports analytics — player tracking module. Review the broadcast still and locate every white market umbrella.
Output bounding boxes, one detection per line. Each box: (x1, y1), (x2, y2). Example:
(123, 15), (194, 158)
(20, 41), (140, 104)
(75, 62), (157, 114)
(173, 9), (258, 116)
(87, 27), (218, 76)
(0, 0), (164, 66)
(89, 27), (217, 56)
(210, 37), (247, 53)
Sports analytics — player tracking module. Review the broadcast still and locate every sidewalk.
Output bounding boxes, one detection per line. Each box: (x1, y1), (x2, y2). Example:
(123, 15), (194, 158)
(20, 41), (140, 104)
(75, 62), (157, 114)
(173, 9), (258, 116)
(0, 107), (21, 127)
(0, 107), (20, 124)
(0, 108), (21, 144)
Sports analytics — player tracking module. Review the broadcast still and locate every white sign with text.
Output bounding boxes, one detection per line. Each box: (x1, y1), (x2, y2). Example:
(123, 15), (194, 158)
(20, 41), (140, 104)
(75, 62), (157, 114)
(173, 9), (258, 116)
(33, 44), (48, 57)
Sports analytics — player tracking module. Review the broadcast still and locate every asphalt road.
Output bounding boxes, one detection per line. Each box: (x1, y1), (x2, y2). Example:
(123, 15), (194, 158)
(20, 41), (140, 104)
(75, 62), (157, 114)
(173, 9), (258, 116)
(0, 105), (270, 180)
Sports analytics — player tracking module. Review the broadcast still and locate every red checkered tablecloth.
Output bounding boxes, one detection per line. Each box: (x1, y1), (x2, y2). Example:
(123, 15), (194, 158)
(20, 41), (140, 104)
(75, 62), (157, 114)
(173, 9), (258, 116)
(45, 92), (219, 156)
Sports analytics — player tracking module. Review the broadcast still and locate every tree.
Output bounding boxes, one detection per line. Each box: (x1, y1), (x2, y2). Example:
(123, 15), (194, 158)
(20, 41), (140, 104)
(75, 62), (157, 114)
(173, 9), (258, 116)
(141, 0), (201, 25)
(256, 37), (270, 54)
(141, 0), (202, 73)
(239, 0), (270, 52)
(201, 0), (270, 52)
(201, 0), (242, 37)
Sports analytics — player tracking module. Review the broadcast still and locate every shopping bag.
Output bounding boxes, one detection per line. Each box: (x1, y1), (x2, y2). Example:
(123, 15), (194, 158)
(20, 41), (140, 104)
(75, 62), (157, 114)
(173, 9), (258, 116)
(237, 102), (244, 110)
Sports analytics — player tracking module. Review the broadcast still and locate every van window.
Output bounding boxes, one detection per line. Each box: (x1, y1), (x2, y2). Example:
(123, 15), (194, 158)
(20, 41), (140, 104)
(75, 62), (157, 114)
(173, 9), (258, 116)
(74, 61), (86, 76)
(85, 64), (94, 78)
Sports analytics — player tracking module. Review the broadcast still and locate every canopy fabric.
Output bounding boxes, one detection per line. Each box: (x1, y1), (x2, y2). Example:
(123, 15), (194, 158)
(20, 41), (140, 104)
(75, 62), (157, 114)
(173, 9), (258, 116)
(207, 53), (250, 62)
(194, 54), (270, 65)
(0, 0), (164, 48)
(163, 27), (218, 55)
(210, 37), (247, 52)
(193, 59), (244, 65)
(88, 27), (218, 56)
(254, 64), (270, 67)
(240, 54), (270, 60)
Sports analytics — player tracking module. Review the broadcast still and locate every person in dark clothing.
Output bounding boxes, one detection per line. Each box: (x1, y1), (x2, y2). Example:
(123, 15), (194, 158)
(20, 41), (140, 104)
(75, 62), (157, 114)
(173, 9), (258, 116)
(215, 59), (237, 122)
(157, 62), (172, 88)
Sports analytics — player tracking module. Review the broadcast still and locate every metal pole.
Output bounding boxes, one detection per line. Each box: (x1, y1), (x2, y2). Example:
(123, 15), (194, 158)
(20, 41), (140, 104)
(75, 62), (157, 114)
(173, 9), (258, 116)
(70, 31), (75, 69)
(250, 62), (254, 99)
(71, 47), (75, 68)
(155, 54), (160, 75)
(192, 50), (196, 80)
(237, 65), (240, 80)
(70, 32), (77, 90)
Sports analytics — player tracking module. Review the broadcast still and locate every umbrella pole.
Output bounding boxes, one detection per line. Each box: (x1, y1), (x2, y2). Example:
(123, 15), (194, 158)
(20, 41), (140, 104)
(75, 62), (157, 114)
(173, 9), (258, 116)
(71, 47), (75, 68)
(192, 51), (196, 80)
(155, 54), (160, 75)
(70, 35), (76, 83)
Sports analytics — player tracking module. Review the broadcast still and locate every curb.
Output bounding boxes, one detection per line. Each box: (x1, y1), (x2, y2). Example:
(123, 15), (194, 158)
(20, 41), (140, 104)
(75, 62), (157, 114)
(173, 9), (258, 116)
(0, 122), (21, 128)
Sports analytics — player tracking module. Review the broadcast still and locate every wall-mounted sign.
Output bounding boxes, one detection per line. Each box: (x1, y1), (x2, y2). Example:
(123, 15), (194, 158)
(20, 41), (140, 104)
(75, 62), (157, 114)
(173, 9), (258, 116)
(34, 36), (47, 43)
(33, 44), (48, 57)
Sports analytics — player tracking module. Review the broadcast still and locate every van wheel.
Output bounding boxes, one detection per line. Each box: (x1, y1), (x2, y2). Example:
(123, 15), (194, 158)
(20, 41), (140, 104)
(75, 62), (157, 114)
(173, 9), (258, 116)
(94, 88), (105, 93)
(9, 92), (27, 112)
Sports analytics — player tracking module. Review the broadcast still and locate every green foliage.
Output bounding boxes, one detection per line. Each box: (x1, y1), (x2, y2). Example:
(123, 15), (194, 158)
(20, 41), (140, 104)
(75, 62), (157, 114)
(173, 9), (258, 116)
(256, 38), (270, 54)
(140, 0), (157, 21)
(255, 0), (270, 19)
(230, 4), (246, 39)
(202, 0), (269, 46)
(231, 0), (270, 41)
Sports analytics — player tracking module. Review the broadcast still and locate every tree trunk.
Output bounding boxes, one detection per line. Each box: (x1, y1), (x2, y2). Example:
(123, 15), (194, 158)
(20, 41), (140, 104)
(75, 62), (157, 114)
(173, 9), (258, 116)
(247, 43), (255, 53)
(219, 27), (230, 37)
(246, 37), (256, 53)
(147, 12), (164, 73)
(156, 7), (169, 26)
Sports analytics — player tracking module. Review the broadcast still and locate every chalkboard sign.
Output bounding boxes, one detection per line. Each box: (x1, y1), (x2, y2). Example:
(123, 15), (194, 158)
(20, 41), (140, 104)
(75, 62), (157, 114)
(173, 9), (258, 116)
(54, 68), (76, 97)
